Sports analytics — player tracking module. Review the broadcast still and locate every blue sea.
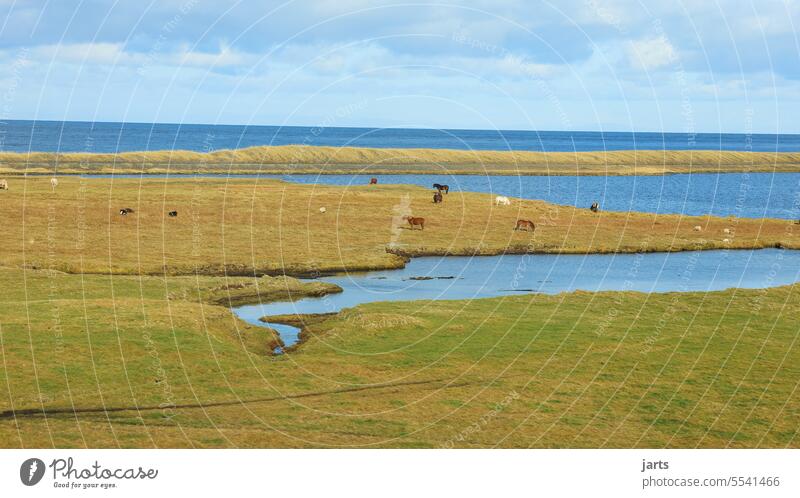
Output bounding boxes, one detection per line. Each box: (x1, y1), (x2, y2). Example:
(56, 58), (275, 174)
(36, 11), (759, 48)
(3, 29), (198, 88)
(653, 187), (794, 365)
(2, 119), (800, 153)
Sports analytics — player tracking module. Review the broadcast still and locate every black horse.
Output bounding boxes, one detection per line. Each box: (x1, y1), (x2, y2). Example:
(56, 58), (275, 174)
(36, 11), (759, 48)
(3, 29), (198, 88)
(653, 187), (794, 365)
(433, 183), (449, 194)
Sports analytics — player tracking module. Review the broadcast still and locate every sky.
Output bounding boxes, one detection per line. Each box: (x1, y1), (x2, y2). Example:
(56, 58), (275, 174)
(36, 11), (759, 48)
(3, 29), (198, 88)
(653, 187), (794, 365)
(0, 0), (798, 133)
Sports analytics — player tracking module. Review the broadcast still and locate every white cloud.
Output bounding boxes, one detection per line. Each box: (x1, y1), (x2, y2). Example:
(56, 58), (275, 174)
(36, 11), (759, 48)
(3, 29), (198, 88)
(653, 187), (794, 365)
(31, 43), (132, 65)
(627, 36), (677, 70)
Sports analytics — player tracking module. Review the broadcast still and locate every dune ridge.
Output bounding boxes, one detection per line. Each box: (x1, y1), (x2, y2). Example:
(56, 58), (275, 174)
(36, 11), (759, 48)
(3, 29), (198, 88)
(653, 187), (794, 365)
(2, 145), (800, 175)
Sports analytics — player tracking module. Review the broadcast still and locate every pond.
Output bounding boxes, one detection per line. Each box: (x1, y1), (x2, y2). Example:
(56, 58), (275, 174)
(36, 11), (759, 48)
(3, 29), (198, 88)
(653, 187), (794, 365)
(81, 172), (800, 219)
(267, 173), (800, 220)
(232, 248), (800, 351)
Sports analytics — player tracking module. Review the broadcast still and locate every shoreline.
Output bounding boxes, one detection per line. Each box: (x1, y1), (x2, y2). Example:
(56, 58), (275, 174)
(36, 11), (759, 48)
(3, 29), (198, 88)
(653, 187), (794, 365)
(6, 167), (800, 177)
(3, 145), (800, 175)
(16, 242), (798, 279)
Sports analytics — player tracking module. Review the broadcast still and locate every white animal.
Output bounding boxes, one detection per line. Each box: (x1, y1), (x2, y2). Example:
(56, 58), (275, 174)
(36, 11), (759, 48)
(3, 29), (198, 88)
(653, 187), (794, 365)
(0, 179), (7, 190)
(723, 238), (731, 243)
(50, 177), (58, 191)
(495, 195), (511, 206)
(693, 226), (702, 232)
(723, 228), (731, 234)
(319, 207), (326, 214)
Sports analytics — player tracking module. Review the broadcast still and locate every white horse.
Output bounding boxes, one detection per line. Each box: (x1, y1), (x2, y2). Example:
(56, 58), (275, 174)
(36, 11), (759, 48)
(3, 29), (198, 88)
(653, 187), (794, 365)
(495, 195), (511, 206)
(0, 179), (8, 190)
(50, 178), (58, 191)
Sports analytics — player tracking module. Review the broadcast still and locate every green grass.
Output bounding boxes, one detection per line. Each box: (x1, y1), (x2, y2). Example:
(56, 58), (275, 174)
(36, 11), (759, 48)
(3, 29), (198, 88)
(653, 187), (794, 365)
(1, 176), (798, 448)
(1, 266), (798, 448)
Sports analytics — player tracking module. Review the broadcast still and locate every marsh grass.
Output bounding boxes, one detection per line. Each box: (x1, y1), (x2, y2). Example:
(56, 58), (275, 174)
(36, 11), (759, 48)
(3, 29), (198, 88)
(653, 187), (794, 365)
(2, 146), (800, 175)
(0, 177), (797, 277)
(0, 176), (799, 448)
(1, 268), (798, 448)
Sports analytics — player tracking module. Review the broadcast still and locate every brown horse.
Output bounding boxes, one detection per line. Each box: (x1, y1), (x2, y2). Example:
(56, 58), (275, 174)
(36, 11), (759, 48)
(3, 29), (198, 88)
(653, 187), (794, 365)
(404, 216), (425, 230)
(514, 219), (535, 232)
(433, 183), (449, 194)
(433, 191), (443, 203)
(369, 177), (378, 184)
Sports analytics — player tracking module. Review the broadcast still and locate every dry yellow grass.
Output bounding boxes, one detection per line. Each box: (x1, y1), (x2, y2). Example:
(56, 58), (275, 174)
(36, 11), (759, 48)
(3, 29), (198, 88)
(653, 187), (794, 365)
(1, 176), (799, 448)
(0, 176), (798, 276)
(2, 146), (800, 175)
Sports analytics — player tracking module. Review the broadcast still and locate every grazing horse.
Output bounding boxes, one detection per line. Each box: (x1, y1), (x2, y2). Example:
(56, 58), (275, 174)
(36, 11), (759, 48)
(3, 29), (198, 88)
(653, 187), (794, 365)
(369, 177), (378, 185)
(433, 183), (449, 194)
(495, 195), (511, 206)
(168, 211), (178, 217)
(0, 179), (8, 190)
(403, 216), (425, 230)
(119, 208), (135, 216)
(514, 219), (535, 232)
(433, 191), (443, 204)
(590, 202), (599, 212)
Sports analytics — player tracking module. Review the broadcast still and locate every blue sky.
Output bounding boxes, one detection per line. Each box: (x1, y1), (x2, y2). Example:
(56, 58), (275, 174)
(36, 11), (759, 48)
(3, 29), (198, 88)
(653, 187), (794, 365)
(0, 0), (798, 133)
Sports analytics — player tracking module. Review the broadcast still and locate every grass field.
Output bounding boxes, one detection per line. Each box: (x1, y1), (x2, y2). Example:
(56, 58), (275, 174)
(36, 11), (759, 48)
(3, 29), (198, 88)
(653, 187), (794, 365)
(1, 267), (798, 448)
(3, 146), (800, 175)
(1, 177), (798, 276)
(0, 176), (798, 448)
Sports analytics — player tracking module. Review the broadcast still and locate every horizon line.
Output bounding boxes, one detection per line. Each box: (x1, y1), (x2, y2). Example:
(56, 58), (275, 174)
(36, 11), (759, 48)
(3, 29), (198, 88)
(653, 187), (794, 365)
(2, 118), (798, 137)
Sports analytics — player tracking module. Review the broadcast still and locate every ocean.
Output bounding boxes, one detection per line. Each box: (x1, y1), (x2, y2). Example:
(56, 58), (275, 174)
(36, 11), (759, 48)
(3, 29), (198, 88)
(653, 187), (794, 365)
(2, 119), (799, 153)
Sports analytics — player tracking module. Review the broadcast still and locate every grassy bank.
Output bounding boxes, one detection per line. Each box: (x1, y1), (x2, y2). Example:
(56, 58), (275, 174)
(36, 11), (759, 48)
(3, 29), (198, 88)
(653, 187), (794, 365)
(1, 176), (799, 448)
(3, 146), (800, 175)
(1, 266), (798, 448)
(1, 177), (798, 277)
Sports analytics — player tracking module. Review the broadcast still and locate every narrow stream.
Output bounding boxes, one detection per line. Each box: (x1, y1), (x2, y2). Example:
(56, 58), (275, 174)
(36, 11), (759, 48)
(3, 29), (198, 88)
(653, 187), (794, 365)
(232, 248), (800, 351)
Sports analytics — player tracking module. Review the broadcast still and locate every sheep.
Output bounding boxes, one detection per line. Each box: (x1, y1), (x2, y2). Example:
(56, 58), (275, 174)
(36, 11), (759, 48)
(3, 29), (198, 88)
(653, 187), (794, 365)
(50, 178), (58, 191)
(319, 207), (327, 214)
(0, 179), (8, 190)
(495, 195), (511, 206)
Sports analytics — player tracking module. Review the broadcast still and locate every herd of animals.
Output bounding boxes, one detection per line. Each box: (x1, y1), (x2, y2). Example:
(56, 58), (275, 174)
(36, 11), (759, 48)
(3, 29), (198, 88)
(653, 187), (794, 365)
(368, 177), (600, 233)
(0, 178), (181, 218)
(0, 177), (611, 232)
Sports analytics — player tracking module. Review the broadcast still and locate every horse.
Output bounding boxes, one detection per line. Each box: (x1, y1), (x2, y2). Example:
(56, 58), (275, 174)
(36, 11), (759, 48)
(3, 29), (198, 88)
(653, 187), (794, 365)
(119, 208), (135, 216)
(168, 211), (178, 217)
(369, 177), (378, 185)
(514, 219), (535, 232)
(433, 183), (449, 194)
(0, 179), (7, 190)
(495, 195), (511, 206)
(50, 178), (58, 191)
(433, 192), (443, 204)
(590, 202), (599, 213)
(403, 216), (425, 230)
